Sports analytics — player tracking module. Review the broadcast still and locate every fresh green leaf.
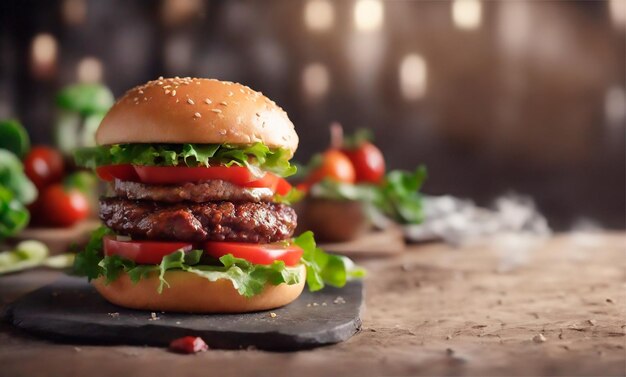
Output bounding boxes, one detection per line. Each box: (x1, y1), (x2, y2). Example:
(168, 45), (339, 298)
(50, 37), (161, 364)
(374, 166), (427, 224)
(0, 186), (29, 240)
(72, 226), (113, 281)
(0, 119), (30, 158)
(0, 149), (37, 205)
(309, 167), (428, 225)
(74, 143), (297, 177)
(56, 84), (114, 115)
(294, 231), (363, 291)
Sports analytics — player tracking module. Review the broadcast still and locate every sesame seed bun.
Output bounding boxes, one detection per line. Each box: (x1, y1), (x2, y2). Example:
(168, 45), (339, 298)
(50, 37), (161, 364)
(95, 77), (298, 156)
(92, 265), (306, 313)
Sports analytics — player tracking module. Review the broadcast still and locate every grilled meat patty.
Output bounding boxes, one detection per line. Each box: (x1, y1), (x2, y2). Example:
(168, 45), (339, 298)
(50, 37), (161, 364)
(112, 179), (274, 203)
(99, 198), (297, 243)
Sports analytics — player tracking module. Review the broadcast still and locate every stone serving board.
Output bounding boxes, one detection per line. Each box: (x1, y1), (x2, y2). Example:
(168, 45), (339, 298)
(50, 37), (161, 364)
(4, 276), (363, 351)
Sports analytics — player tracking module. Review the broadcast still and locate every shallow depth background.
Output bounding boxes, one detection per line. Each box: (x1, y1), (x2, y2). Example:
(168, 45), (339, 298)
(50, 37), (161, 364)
(0, 0), (624, 229)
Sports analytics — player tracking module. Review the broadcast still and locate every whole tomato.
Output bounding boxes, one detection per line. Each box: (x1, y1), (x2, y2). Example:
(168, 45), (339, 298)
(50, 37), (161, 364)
(303, 149), (356, 189)
(38, 184), (90, 227)
(23, 146), (64, 190)
(342, 142), (385, 184)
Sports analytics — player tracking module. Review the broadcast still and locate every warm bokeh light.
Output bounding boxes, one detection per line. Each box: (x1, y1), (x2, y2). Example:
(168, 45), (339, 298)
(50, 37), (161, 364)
(77, 57), (103, 83)
(399, 54), (427, 100)
(609, 0), (626, 28)
(31, 33), (57, 77)
(162, 0), (204, 27)
(302, 63), (330, 99)
(605, 86), (626, 127)
(304, 0), (334, 32)
(354, 0), (384, 32)
(62, 0), (87, 25)
(452, 0), (482, 30)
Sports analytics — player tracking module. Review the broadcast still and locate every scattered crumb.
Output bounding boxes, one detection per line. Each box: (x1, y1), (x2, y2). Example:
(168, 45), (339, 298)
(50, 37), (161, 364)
(333, 296), (346, 304)
(606, 298), (614, 304)
(559, 332), (564, 340)
(532, 334), (547, 343)
(446, 335), (452, 340)
(322, 302), (327, 306)
(175, 321), (182, 325)
(149, 312), (160, 321)
(588, 319), (597, 326)
(306, 303), (311, 307)
(313, 302), (319, 307)
(269, 312), (277, 318)
(108, 312), (120, 318)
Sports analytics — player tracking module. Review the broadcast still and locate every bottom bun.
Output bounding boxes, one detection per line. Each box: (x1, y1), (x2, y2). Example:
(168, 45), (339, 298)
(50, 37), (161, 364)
(93, 265), (306, 313)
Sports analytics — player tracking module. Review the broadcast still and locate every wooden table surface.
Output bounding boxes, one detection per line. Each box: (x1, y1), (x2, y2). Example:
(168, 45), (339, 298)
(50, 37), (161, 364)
(1, 232), (624, 377)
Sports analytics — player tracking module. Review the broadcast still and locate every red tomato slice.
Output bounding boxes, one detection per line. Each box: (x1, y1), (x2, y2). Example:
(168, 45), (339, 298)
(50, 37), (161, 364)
(133, 166), (256, 185)
(96, 164), (139, 182)
(132, 165), (292, 195)
(203, 242), (303, 266)
(103, 236), (193, 265)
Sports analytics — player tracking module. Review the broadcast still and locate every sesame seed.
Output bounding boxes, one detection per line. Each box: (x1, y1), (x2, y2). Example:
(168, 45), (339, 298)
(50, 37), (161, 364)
(269, 312), (277, 318)
(157, 81), (163, 85)
(164, 90), (170, 95)
(158, 76), (164, 80)
(138, 90), (144, 94)
(219, 129), (227, 135)
(171, 90), (176, 96)
(187, 98), (195, 105)
(163, 85), (171, 89)
(227, 91), (234, 97)
(204, 98), (212, 104)
(175, 76), (180, 79)
(194, 112), (201, 118)
(211, 109), (222, 113)
(219, 101), (227, 106)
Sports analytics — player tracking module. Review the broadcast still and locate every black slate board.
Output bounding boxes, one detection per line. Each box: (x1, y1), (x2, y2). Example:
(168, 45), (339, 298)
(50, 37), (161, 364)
(3, 276), (363, 351)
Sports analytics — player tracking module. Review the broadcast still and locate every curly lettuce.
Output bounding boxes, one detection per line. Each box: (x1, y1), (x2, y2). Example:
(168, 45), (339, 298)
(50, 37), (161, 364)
(72, 228), (362, 297)
(74, 142), (296, 177)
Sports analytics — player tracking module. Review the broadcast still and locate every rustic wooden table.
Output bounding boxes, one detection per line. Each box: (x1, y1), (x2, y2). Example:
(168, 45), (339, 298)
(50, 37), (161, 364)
(1, 233), (624, 377)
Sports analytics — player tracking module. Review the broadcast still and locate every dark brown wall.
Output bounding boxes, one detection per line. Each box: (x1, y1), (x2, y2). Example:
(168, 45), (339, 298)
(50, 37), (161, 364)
(0, 0), (624, 229)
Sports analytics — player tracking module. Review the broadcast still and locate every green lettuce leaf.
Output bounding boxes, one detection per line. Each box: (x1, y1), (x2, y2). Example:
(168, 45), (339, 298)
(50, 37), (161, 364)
(72, 226), (113, 280)
(74, 142), (296, 177)
(294, 231), (365, 292)
(309, 166), (428, 225)
(73, 228), (363, 297)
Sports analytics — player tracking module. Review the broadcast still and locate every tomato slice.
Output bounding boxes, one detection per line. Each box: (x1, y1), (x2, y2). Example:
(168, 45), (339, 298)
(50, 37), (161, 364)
(132, 165), (292, 195)
(203, 242), (303, 266)
(96, 164), (139, 182)
(103, 236), (193, 265)
(133, 166), (254, 185)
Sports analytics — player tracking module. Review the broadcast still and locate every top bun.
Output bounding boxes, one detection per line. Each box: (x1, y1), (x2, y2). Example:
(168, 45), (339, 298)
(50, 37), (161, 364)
(96, 77), (298, 156)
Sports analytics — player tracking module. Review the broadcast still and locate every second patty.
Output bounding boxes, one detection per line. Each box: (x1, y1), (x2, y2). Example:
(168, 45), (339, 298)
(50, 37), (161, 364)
(100, 198), (297, 243)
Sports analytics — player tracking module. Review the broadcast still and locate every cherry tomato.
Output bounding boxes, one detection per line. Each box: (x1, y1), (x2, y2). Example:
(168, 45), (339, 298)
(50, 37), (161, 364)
(23, 146), (64, 189)
(305, 150), (355, 186)
(103, 236), (193, 264)
(203, 241), (303, 266)
(342, 142), (386, 184)
(38, 184), (90, 227)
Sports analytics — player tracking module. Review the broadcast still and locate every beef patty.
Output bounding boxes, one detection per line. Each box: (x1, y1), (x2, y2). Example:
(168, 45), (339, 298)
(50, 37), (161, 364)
(99, 198), (297, 243)
(112, 179), (274, 203)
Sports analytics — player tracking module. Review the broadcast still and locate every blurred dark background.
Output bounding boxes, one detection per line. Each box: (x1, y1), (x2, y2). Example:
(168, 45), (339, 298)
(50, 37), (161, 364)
(0, 0), (624, 230)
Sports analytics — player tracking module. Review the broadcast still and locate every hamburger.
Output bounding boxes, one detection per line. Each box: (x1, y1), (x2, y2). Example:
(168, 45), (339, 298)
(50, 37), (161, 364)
(74, 77), (360, 313)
